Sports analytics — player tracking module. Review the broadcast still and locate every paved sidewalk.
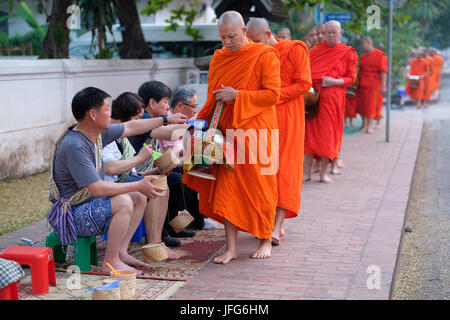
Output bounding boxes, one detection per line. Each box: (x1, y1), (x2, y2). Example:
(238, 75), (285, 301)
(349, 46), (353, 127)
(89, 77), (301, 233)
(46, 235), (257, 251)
(170, 109), (423, 300)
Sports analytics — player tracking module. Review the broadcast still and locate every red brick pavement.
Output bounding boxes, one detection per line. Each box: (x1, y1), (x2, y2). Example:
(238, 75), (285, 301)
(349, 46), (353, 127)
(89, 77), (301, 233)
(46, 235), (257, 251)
(170, 110), (423, 300)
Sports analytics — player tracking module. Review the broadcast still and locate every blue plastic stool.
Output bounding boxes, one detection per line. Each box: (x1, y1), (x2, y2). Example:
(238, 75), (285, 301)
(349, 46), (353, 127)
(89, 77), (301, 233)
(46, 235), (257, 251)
(102, 219), (146, 243)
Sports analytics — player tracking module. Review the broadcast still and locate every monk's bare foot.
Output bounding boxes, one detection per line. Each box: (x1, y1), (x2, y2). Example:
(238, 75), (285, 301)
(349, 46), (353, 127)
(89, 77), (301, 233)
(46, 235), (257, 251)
(214, 249), (237, 265)
(375, 123), (381, 130)
(304, 176), (312, 182)
(313, 162), (320, 173)
(280, 228), (285, 237)
(330, 166), (341, 175)
(271, 237), (280, 246)
(251, 239), (272, 259)
(336, 159), (345, 168)
(271, 230), (281, 246)
(101, 260), (142, 275)
(366, 128), (374, 134)
(320, 175), (334, 184)
(166, 247), (182, 260)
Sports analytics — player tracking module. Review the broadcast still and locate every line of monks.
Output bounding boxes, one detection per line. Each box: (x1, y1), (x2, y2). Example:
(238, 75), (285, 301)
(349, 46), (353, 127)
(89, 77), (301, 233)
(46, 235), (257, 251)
(344, 44), (444, 129)
(182, 11), (444, 265)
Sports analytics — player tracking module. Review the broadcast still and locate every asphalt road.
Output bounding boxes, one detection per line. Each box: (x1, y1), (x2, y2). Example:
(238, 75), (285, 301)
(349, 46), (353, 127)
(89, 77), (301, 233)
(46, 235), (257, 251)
(391, 74), (450, 300)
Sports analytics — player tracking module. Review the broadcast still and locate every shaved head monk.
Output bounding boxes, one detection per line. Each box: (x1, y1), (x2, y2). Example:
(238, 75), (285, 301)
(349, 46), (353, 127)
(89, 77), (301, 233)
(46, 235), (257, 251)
(356, 36), (387, 134)
(303, 20), (358, 183)
(422, 48), (434, 108)
(304, 27), (318, 49)
(247, 18), (312, 245)
(316, 24), (325, 45)
(429, 48), (444, 95)
(182, 11), (281, 264)
(277, 27), (291, 40)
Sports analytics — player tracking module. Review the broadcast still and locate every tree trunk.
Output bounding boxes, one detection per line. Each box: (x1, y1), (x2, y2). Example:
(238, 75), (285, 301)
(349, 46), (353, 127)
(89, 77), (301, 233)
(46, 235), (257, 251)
(41, 0), (72, 58)
(116, 0), (152, 59)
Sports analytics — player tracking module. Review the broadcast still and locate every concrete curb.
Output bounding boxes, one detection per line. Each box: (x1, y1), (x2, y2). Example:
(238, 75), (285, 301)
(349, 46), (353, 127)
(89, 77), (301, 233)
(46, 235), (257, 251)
(346, 113), (424, 299)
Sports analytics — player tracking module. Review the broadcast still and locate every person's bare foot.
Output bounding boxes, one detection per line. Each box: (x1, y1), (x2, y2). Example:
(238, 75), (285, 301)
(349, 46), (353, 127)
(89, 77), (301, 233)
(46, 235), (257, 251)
(101, 260), (142, 275)
(336, 159), (345, 168)
(366, 128), (374, 134)
(313, 161), (320, 173)
(166, 247), (182, 260)
(119, 252), (148, 273)
(320, 175), (334, 184)
(271, 230), (281, 246)
(251, 239), (272, 259)
(330, 166), (341, 175)
(213, 249), (237, 264)
(280, 228), (285, 237)
(271, 237), (280, 246)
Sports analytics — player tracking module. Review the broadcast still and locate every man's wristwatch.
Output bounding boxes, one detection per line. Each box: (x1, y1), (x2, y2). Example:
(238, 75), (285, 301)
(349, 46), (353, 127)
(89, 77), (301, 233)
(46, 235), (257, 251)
(161, 114), (168, 126)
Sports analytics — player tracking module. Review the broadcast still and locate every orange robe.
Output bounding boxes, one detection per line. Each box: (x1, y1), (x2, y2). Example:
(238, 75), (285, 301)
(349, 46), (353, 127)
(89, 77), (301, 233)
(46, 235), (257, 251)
(273, 38), (312, 218)
(345, 94), (357, 119)
(423, 56), (434, 101)
(405, 58), (428, 100)
(183, 41), (281, 239)
(431, 54), (444, 92)
(356, 48), (387, 119)
(304, 42), (358, 160)
(375, 54), (388, 120)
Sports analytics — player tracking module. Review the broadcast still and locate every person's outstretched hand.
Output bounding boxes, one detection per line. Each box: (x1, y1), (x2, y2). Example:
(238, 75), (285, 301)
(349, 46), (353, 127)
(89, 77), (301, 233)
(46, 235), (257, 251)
(167, 113), (187, 124)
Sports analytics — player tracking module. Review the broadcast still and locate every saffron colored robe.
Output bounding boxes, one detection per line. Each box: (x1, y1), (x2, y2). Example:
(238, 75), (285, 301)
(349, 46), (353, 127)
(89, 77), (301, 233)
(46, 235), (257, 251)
(345, 94), (357, 119)
(376, 54), (388, 120)
(405, 58), (428, 100)
(273, 38), (312, 218)
(304, 42), (358, 160)
(356, 48), (387, 119)
(430, 54), (444, 92)
(183, 41), (281, 239)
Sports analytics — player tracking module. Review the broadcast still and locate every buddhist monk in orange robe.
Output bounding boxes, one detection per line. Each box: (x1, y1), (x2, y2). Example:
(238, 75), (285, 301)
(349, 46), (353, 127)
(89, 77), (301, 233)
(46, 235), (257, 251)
(304, 27), (319, 50)
(303, 20), (358, 184)
(316, 24), (325, 45)
(182, 11), (281, 264)
(246, 18), (312, 245)
(373, 43), (387, 128)
(356, 37), (387, 134)
(422, 50), (434, 106)
(345, 89), (357, 127)
(277, 27), (291, 40)
(429, 48), (444, 94)
(405, 50), (429, 109)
